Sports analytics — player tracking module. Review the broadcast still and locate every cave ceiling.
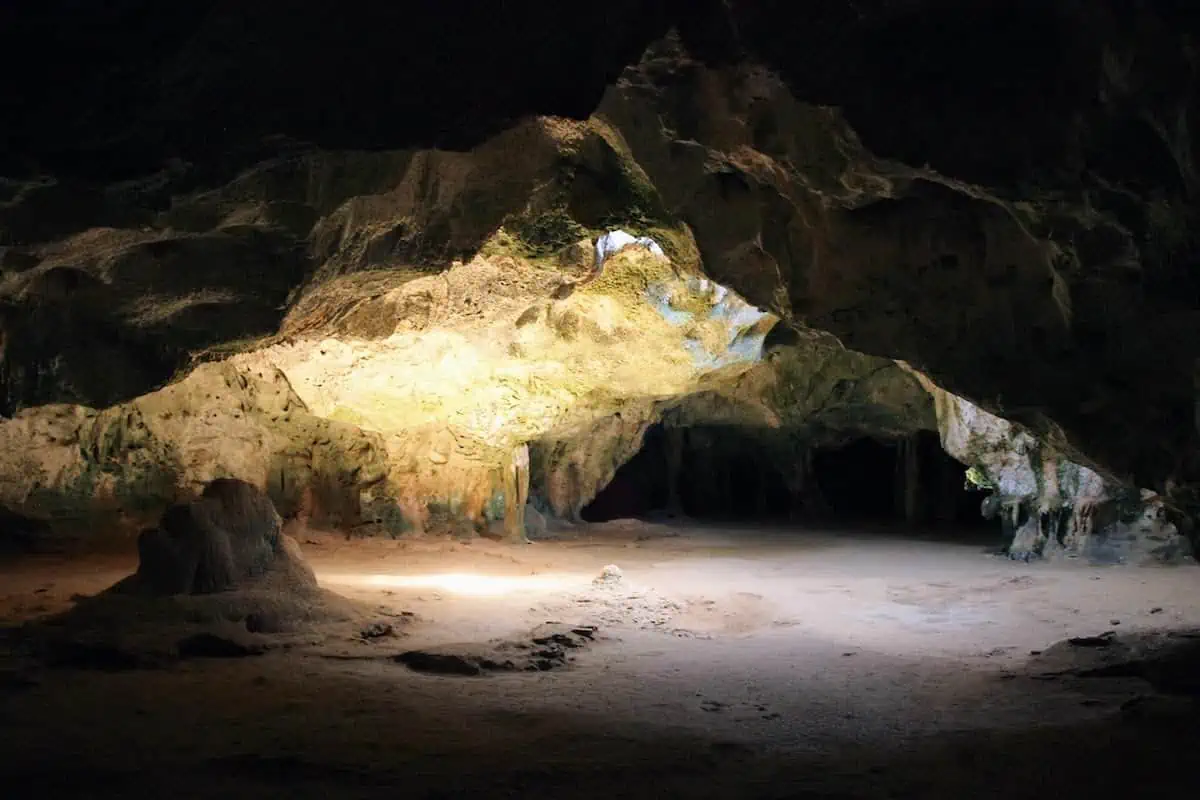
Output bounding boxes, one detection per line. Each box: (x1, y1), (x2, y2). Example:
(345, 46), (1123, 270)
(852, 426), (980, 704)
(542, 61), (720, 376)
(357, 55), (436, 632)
(1, 0), (1199, 525)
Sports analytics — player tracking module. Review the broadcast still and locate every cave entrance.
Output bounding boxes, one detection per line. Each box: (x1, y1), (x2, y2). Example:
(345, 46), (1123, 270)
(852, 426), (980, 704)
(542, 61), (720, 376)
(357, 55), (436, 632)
(582, 425), (991, 533)
(580, 425), (672, 523)
(811, 438), (897, 521)
(581, 424), (791, 523)
(810, 431), (992, 530)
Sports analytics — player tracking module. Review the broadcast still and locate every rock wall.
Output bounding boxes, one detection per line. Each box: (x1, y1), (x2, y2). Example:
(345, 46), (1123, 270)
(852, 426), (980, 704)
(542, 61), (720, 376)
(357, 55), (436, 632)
(0, 362), (390, 542)
(2, 16), (1198, 550)
(908, 368), (1192, 564)
(590, 31), (1200, 519)
(0, 229), (778, 540)
(529, 401), (663, 522)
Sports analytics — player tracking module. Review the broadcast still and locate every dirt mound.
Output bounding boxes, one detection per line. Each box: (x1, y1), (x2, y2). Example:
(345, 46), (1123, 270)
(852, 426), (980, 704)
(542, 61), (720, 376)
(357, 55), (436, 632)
(11, 480), (392, 669)
(395, 623), (600, 676)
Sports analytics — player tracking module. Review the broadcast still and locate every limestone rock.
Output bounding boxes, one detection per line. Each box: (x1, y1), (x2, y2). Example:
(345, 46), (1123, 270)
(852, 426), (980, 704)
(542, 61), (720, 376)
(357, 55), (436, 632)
(910, 368), (1192, 564)
(0, 361), (391, 539)
(524, 502), (548, 540)
(3, 13), (1200, 543)
(134, 478), (315, 596)
(593, 564), (624, 586)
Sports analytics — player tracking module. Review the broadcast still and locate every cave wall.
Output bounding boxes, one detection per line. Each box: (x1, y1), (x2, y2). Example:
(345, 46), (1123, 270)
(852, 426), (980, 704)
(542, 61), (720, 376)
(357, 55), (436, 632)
(2, 4), (1199, 551)
(0, 362), (391, 541)
(587, 19), (1200, 516)
(908, 369), (1191, 564)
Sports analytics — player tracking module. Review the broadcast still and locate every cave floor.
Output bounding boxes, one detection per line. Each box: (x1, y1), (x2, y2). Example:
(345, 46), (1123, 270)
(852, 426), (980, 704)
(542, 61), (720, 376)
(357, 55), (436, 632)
(3, 520), (1200, 798)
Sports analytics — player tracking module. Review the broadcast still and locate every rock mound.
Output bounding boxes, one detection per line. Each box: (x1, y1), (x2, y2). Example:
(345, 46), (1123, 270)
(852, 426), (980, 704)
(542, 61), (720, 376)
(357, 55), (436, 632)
(134, 477), (314, 596)
(20, 480), (377, 668)
(1028, 628), (1200, 696)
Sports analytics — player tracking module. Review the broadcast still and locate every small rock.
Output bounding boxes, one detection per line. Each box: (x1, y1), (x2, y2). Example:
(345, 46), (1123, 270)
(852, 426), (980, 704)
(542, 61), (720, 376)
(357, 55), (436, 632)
(359, 621), (395, 640)
(1150, 607), (1164, 614)
(1110, 619), (1121, 626)
(593, 564), (623, 586)
(1068, 632), (1116, 648)
(395, 651), (484, 676)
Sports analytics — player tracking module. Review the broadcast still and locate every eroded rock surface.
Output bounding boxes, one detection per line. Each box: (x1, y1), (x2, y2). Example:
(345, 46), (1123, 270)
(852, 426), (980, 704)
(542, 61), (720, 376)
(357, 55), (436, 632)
(134, 477), (314, 596)
(1, 9), (1197, 556)
(910, 370), (1191, 564)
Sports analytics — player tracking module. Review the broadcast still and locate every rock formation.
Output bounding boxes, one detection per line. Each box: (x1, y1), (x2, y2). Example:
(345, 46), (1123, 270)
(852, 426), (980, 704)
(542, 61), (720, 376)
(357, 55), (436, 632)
(134, 477), (315, 596)
(1, 4), (1197, 562)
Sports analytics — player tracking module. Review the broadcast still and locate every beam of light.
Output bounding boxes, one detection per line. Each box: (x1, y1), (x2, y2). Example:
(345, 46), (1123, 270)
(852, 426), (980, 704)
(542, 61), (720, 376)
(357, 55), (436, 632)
(320, 572), (583, 597)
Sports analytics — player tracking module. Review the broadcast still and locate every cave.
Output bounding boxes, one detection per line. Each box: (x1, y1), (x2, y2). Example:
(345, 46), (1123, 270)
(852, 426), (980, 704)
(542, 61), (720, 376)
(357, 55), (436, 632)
(582, 424), (793, 523)
(811, 437), (898, 519)
(3, 3), (1200, 798)
(812, 431), (994, 529)
(583, 426), (991, 533)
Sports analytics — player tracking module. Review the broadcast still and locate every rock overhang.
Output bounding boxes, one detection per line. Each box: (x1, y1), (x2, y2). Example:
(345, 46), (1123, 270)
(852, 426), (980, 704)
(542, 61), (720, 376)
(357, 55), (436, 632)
(0, 8), (1197, 557)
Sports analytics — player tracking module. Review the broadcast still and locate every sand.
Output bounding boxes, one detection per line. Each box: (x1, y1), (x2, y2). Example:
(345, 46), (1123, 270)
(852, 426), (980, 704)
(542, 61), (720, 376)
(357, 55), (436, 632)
(2, 519), (1199, 798)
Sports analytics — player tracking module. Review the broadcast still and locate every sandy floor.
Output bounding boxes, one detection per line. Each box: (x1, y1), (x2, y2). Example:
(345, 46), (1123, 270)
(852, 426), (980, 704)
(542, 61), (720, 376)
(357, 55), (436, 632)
(2, 520), (1200, 798)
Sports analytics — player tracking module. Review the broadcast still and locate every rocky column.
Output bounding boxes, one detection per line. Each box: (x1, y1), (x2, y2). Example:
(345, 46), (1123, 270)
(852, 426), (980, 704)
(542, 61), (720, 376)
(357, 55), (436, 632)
(895, 435), (922, 525)
(504, 444), (531, 541)
(664, 425), (684, 516)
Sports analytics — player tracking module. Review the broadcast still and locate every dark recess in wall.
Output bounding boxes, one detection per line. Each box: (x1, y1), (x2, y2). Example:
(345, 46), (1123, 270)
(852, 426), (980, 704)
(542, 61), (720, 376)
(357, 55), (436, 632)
(583, 426), (992, 531)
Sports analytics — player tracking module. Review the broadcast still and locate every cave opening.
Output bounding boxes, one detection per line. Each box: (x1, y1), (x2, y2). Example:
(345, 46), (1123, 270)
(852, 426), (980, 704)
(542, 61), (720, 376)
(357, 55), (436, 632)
(811, 431), (991, 529)
(582, 425), (991, 533)
(811, 437), (897, 521)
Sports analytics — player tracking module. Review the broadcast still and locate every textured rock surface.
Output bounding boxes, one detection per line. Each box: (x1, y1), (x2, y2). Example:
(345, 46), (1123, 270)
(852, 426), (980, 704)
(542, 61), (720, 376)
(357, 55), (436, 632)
(1, 5), (1198, 548)
(0, 361), (390, 539)
(909, 369), (1191, 564)
(135, 478), (315, 596)
(591, 33), (1200, 511)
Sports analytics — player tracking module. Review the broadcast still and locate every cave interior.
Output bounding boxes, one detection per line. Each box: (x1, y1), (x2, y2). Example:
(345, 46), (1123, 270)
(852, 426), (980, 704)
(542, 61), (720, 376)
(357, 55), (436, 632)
(2, 2), (1200, 798)
(583, 424), (989, 529)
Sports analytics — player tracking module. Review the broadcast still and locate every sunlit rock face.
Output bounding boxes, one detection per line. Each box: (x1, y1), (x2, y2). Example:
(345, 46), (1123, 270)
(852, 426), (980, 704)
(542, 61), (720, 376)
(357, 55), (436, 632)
(0, 222), (774, 538)
(0, 361), (389, 540)
(232, 237), (773, 534)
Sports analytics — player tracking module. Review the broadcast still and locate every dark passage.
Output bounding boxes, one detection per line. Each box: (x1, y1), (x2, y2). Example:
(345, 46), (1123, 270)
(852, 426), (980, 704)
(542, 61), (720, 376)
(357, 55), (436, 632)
(583, 425), (991, 530)
(812, 431), (991, 527)
(580, 426), (671, 522)
(581, 424), (790, 523)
